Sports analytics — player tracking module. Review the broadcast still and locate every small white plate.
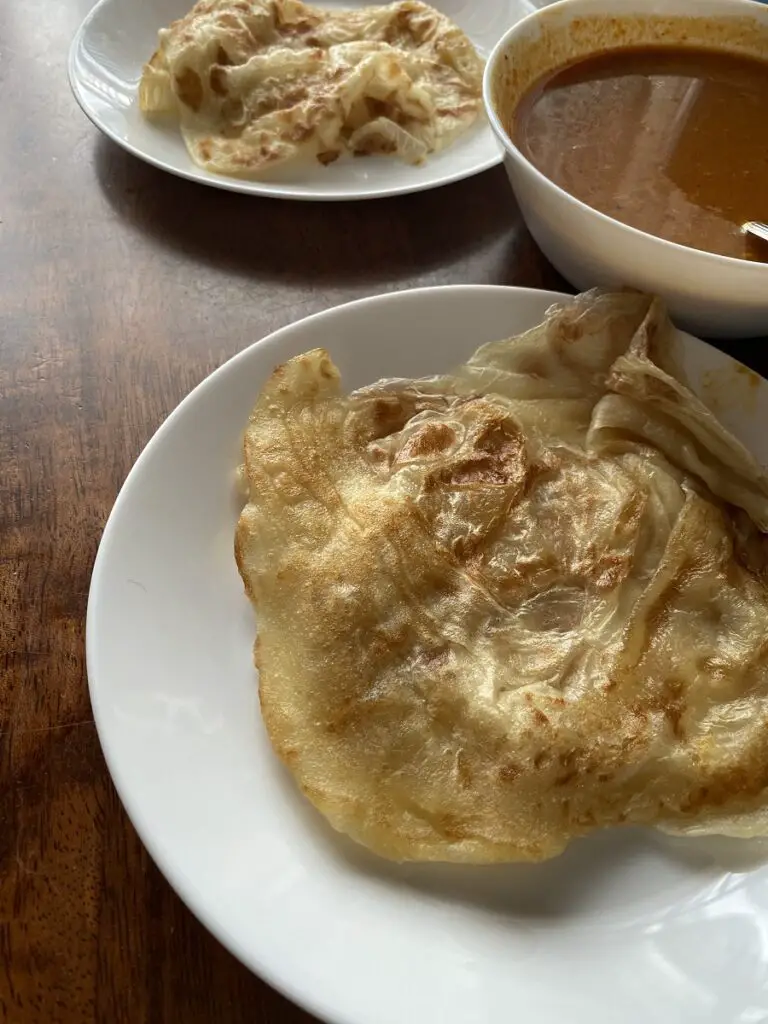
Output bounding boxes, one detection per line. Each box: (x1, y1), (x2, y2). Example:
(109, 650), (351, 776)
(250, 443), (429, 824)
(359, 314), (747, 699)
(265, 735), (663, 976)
(69, 0), (544, 200)
(87, 286), (768, 1024)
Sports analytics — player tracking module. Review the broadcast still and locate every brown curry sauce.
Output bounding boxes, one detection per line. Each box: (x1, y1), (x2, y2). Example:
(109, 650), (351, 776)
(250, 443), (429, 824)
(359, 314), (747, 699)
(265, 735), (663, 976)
(513, 46), (768, 261)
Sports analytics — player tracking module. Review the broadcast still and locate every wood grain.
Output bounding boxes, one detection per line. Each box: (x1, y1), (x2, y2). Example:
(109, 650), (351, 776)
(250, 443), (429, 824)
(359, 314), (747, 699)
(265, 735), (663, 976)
(1, 2), (766, 1023)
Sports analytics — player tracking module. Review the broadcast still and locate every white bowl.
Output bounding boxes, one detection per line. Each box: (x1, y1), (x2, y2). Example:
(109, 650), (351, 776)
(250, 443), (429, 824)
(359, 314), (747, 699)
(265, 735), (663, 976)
(483, 0), (768, 339)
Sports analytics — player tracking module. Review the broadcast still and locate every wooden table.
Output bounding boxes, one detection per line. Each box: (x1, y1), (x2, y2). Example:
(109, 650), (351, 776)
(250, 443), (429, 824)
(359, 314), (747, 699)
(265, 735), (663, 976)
(2, 3), (766, 1023)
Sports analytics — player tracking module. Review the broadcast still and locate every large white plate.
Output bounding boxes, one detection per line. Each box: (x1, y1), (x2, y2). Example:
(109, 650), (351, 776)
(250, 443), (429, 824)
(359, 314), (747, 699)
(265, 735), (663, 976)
(87, 286), (768, 1024)
(68, 0), (544, 200)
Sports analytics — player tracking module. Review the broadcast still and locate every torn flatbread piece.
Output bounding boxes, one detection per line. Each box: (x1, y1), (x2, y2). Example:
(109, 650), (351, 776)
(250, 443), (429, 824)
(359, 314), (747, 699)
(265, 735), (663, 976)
(236, 289), (768, 863)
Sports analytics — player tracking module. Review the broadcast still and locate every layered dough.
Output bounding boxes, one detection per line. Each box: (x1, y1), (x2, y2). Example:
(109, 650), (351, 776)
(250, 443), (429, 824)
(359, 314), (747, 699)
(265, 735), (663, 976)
(140, 0), (484, 176)
(236, 290), (768, 862)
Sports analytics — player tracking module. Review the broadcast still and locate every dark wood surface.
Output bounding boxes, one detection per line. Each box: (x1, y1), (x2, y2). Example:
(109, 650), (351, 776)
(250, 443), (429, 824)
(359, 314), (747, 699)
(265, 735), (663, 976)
(2, 3), (767, 1024)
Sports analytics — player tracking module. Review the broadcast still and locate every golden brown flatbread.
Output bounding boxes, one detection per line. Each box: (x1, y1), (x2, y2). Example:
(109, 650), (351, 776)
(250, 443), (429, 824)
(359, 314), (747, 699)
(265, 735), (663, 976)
(235, 290), (768, 862)
(140, 0), (484, 177)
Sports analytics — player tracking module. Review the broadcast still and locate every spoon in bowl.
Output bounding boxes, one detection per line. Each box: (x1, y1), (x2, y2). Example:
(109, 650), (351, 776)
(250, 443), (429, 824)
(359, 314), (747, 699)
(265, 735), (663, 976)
(742, 221), (768, 245)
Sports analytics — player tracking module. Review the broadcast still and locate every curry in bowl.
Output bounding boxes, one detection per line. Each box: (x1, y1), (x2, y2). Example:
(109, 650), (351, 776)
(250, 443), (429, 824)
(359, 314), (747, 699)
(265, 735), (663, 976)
(500, 19), (768, 262)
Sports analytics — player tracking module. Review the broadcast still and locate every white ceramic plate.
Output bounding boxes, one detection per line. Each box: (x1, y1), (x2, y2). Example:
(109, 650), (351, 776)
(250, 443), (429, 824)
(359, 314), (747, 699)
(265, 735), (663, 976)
(87, 286), (768, 1024)
(68, 0), (546, 200)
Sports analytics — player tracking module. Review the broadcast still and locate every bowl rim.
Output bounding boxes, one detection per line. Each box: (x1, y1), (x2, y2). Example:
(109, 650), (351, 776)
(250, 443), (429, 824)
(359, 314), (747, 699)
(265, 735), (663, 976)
(482, 0), (768, 276)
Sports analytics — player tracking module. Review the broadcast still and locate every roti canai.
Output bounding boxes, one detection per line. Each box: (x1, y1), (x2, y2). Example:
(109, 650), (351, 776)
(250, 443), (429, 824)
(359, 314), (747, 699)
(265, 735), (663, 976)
(140, 0), (484, 177)
(236, 290), (768, 863)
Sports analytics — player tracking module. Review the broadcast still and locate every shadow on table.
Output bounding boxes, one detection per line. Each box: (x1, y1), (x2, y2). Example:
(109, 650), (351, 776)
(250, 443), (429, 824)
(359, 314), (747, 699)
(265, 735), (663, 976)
(93, 136), (534, 289)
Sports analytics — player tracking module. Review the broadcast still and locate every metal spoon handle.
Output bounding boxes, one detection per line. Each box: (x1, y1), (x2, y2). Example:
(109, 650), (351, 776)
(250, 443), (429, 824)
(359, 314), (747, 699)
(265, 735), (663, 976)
(743, 221), (768, 244)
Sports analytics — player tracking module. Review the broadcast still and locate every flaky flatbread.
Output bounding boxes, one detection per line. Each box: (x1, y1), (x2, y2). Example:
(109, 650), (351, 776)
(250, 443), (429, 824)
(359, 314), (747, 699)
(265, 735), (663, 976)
(236, 291), (768, 862)
(140, 0), (484, 176)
